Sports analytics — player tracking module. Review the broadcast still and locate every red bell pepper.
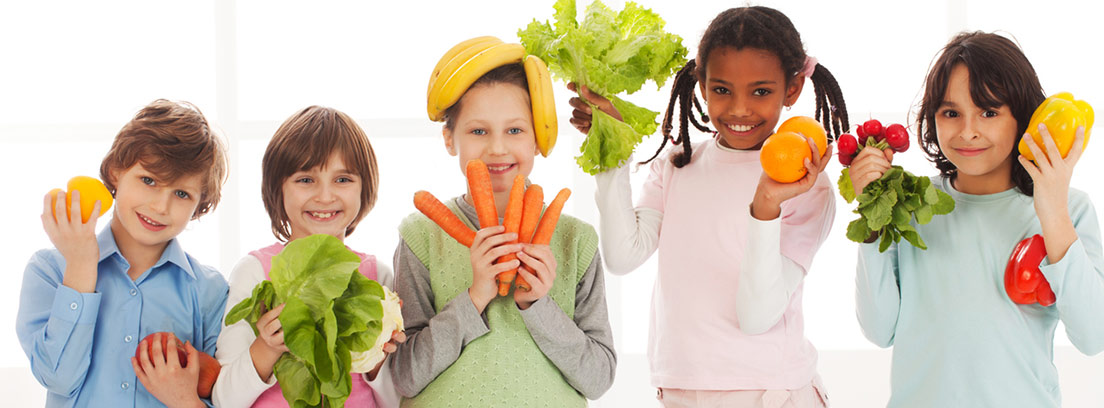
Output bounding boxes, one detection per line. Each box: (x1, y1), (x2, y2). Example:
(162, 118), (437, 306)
(1003, 234), (1056, 306)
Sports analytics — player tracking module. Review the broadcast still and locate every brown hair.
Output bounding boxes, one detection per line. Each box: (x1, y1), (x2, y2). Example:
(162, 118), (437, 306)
(917, 31), (1045, 196)
(442, 63), (530, 131)
(261, 106), (379, 241)
(647, 6), (849, 167)
(99, 99), (228, 219)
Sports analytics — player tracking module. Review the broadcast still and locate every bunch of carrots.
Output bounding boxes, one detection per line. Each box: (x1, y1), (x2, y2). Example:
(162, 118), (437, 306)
(413, 159), (571, 296)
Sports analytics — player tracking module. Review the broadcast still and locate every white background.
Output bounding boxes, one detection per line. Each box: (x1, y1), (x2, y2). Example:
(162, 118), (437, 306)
(1, 0), (1101, 406)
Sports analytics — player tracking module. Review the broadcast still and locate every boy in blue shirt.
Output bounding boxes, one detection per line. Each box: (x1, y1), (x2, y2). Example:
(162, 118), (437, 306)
(16, 99), (229, 408)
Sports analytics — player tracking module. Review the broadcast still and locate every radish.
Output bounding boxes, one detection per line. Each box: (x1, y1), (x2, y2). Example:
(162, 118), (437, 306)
(838, 149), (854, 166)
(884, 124), (909, 152)
(863, 119), (884, 142)
(837, 133), (858, 156)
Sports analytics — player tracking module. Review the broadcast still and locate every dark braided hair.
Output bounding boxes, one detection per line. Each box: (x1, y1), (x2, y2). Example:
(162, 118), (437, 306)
(917, 32), (1043, 196)
(644, 6), (849, 168)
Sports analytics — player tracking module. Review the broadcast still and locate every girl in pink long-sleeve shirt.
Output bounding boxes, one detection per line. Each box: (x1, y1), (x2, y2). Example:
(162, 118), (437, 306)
(570, 6), (849, 407)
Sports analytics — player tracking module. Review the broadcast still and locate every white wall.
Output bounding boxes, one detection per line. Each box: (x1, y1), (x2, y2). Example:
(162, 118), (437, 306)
(1, 0), (1101, 406)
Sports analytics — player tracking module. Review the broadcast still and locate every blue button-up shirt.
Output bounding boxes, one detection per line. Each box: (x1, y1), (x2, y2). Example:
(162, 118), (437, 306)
(16, 223), (228, 407)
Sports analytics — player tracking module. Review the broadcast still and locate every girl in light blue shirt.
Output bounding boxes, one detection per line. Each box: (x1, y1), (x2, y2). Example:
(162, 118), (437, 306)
(849, 32), (1104, 407)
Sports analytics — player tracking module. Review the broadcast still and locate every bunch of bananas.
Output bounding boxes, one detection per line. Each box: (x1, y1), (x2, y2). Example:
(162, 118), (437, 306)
(426, 36), (558, 157)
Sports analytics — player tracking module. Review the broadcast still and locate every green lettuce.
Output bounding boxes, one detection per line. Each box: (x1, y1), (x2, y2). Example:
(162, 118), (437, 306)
(225, 234), (384, 408)
(519, 0), (687, 174)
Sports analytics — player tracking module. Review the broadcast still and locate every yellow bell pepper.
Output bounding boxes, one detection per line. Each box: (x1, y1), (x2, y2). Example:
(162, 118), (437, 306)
(1019, 92), (1094, 162)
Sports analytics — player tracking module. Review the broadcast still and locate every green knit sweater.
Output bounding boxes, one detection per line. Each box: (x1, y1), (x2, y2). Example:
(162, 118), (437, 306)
(398, 199), (598, 408)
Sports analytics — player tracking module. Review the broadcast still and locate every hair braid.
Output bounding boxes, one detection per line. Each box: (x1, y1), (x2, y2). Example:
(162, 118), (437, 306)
(644, 60), (702, 166)
(810, 63), (849, 140)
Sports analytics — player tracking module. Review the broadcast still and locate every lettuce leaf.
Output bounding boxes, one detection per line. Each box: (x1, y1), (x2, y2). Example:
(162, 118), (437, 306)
(519, 0), (687, 175)
(224, 234), (386, 408)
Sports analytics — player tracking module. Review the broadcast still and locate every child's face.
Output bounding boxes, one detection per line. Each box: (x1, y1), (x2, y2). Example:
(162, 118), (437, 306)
(934, 64), (1019, 185)
(700, 46), (803, 150)
(282, 152), (361, 242)
(109, 163), (202, 251)
(443, 82), (538, 193)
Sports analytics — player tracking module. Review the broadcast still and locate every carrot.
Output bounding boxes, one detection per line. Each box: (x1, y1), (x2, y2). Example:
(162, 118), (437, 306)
(494, 175), (526, 296)
(516, 188), (571, 292)
(414, 190), (476, 247)
(510, 185), (544, 291)
(465, 159), (498, 229)
(517, 185), (544, 244)
(531, 188), (571, 245)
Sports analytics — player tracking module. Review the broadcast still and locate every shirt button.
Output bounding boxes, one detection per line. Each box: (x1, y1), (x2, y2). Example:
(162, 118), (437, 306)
(121, 382), (129, 389)
(130, 289), (138, 296)
(124, 335), (133, 343)
(69, 302), (78, 310)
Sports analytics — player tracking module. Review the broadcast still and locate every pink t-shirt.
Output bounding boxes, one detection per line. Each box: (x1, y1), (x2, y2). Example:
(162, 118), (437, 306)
(637, 139), (834, 390)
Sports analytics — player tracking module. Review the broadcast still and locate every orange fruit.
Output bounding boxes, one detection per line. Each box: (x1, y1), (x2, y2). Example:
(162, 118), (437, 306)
(777, 116), (827, 156)
(49, 176), (113, 223)
(761, 131), (813, 183)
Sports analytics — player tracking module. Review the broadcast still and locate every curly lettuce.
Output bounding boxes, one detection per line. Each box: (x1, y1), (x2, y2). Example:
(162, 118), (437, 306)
(224, 234), (392, 408)
(519, 0), (687, 174)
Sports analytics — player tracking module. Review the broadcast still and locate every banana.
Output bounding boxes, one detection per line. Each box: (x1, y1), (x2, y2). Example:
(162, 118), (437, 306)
(428, 42), (526, 122)
(426, 36), (502, 101)
(524, 55), (557, 157)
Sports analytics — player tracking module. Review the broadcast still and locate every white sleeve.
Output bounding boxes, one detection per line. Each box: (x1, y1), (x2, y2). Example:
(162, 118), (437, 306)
(212, 256), (278, 408)
(363, 355), (400, 408)
(735, 210), (806, 335)
(376, 261), (395, 290)
(594, 164), (663, 275)
(365, 261), (401, 408)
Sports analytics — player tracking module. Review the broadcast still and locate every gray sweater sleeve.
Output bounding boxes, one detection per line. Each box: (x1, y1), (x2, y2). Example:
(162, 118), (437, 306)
(518, 251), (617, 400)
(388, 239), (490, 398)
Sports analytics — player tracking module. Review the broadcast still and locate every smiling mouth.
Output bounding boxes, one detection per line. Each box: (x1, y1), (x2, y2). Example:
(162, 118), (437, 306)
(725, 122), (760, 133)
(955, 147), (987, 156)
(485, 163), (516, 174)
(308, 211), (339, 220)
(138, 213), (166, 230)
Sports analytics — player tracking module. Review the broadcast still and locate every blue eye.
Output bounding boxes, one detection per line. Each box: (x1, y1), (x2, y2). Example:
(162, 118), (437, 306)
(175, 190), (190, 199)
(296, 177), (313, 183)
(337, 176), (354, 183)
(141, 176), (155, 186)
(472, 128), (487, 135)
(508, 128), (523, 135)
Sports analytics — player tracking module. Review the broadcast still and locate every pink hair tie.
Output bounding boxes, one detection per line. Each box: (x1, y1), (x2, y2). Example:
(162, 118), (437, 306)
(801, 56), (818, 78)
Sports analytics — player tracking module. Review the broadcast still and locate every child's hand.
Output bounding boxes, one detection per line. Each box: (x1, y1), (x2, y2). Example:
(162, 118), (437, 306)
(131, 333), (204, 408)
(248, 303), (288, 381)
(751, 136), (834, 220)
(467, 225), (521, 313)
(365, 330), (407, 381)
(1018, 124), (1085, 262)
(514, 244), (557, 310)
(42, 190), (101, 293)
(255, 303), (290, 353)
(848, 145), (895, 198)
(567, 82), (623, 134)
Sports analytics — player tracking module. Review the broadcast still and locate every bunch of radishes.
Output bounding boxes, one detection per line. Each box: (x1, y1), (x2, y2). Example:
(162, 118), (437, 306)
(837, 119), (910, 166)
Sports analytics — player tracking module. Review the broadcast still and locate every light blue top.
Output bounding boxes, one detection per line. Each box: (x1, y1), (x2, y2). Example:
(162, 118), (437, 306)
(856, 176), (1104, 408)
(16, 223), (228, 408)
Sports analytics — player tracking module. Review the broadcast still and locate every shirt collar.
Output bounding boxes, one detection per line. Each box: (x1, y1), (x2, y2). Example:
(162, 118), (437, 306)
(97, 223), (196, 280)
